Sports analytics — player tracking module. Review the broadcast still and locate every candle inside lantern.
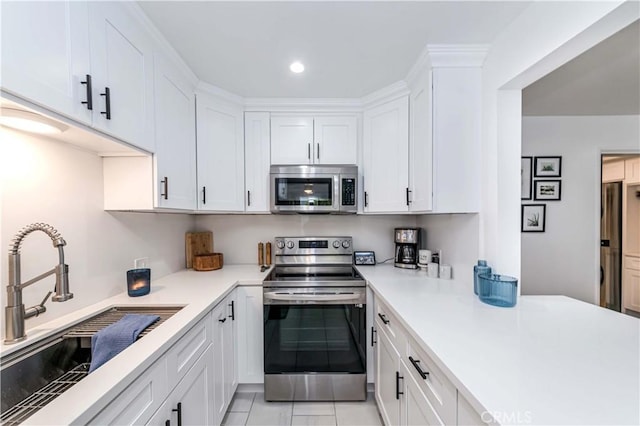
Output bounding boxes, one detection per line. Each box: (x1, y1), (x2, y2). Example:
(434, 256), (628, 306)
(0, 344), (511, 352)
(127, 268), (151, 297)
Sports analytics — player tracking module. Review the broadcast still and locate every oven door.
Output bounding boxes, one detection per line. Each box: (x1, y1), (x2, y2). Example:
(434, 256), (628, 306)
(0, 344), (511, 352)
(263, 287), (367, 401)
(270, 173), (339, 213)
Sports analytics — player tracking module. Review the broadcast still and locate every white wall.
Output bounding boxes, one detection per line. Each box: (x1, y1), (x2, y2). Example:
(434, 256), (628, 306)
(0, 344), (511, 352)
(0, 128), (194, 329)
(194, 214), (417, 265)
(417, 214), (480, 286)
(480, 1), (635, 279)
(521, 115), (640, 303)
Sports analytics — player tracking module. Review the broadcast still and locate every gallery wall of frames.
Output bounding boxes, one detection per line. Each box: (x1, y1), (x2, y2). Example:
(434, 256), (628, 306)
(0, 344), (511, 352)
(521, 156), (562, 232)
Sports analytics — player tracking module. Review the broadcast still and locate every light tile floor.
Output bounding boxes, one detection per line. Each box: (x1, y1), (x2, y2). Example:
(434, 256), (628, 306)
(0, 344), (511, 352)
(222, 392), (383, 426)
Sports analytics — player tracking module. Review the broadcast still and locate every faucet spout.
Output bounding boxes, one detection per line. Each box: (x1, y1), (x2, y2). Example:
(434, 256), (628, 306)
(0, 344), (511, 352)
(4, 223), (73, 344)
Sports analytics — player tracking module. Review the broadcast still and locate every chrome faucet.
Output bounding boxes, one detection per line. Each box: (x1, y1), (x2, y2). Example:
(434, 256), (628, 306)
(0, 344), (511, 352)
(4, 223), (73, 344)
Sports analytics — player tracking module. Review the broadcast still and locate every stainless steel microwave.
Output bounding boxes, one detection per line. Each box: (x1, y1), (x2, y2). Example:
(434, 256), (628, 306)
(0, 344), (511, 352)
(270, 165), (358, 214)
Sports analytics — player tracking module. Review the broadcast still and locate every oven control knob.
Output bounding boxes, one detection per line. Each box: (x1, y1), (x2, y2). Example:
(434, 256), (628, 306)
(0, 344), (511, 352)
(342, 240), (351, 249)
(286, 240), (295, 249)
(276, 240), (285, 249)
(332, 240), (341, 249)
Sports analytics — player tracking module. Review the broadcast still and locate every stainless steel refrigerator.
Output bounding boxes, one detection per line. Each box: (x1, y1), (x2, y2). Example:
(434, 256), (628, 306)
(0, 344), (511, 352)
(601, 182), (622, 311)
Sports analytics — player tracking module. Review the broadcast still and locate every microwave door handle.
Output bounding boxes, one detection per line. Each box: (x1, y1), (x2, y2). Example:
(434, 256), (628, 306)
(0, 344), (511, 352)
(264, 292), (361, 303)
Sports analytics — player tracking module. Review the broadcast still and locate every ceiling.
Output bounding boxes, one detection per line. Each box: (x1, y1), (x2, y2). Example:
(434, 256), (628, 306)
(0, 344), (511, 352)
(138, 1), (530, 98)
(522, 20), (640, 116)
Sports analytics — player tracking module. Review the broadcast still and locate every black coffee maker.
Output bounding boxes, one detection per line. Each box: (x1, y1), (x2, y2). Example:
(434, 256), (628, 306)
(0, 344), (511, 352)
(394, 228), (421, 269)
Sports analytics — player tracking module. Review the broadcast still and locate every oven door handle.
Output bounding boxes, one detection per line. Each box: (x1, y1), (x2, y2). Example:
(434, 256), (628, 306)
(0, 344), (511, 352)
(264, 292), (362, 303)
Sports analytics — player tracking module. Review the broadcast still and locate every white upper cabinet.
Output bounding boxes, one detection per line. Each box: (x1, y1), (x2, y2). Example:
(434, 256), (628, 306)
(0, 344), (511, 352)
(153, 53), (197, 210)
(408, 70), (433, 212)
(271, 115), (357, 165)
(313, 116), (358, 164)
(196, 92), (245, 212)
(431, 67), (482, 213)
(89, 2), (156, 153)
(1, 1), (155, 153)
(244, 112), (271, 212)
(1, 1), (92, 125)
(363, 96), (410, 213)
(270, 116), (314, 164)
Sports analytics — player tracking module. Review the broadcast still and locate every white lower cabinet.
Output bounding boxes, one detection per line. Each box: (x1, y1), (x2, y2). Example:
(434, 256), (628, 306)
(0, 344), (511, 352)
(236, 285), (264, 383)
(212, 292), (238, 424)
(90, 290), (240, 426)
(374, 297), (468, 426)
(623, 256), (640, 313)
(147, 345), (215, 426)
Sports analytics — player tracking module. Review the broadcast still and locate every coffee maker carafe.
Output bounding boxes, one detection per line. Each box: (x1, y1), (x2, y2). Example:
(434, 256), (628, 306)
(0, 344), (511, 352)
(394, 228), (421, 269)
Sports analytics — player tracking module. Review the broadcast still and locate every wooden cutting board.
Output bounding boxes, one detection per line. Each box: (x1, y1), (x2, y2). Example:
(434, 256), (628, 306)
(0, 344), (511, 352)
(185, 231), (213, 268)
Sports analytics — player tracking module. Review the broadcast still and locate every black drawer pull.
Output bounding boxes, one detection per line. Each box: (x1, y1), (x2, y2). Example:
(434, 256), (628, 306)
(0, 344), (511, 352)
(172, 402), (182, 426)
(219, 317), (227, 323)
(377, 313), (390, 325)
(395, 371), (403, 400)
(409, 356), (429, 379)
(229, 300), (235, 320)
(81, 74), (93, 110)
(100, 87), (111, 120)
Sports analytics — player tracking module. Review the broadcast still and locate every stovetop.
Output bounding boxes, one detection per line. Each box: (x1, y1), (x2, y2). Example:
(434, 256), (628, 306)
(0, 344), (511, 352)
(263, 265), (365, 287)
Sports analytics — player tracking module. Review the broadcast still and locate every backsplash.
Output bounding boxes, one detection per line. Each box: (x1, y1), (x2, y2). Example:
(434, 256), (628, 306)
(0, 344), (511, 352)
(0, 128), (194, 329)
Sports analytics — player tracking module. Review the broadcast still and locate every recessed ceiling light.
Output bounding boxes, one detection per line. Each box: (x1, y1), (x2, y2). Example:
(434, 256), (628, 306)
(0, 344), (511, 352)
(290, 62), (305, 74)
(0, 108), (68, 134)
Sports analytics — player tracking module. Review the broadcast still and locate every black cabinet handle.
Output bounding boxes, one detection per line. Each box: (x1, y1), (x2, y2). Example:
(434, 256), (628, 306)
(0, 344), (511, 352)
(377, 313), (390, 325)
(202, 186), (206, 205)
(172, 402), (182, 426)
(406, 187), (412, 206)
(100, 87), (111, 120)
(409, 356), (429, 380)
(81, 74), (93, 110)
(317, 143), (320, 160)
(371, 326), (377, 347)
(219, 317), (227, 323)
(247, 190), (251, 206)
(161, 177), (169, 200)
(395, 371), (403, 400)
(307, 143), (311, 160)
(364, 191), (369, 207)
(229, 300), (235, 320)
(165, 420), (170, 426)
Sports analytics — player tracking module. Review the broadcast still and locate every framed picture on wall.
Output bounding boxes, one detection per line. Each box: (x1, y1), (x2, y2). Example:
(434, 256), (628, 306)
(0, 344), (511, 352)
(534, 180), (561, 201)
(521, 204), (546, 232)
(521, 157), (533, 200)
(534, 156), (562, 177)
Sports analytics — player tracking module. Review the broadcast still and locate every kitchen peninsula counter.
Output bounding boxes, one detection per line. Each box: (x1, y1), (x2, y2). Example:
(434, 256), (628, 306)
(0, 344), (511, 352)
(358, 264), (640, 425)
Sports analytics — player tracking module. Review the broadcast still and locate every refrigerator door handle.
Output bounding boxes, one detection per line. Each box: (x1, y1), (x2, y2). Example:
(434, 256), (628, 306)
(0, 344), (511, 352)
(600, 266), (604, 285)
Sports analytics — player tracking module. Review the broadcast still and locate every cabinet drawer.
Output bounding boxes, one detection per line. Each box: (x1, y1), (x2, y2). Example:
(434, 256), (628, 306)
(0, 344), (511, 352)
(375, 300), (406, 352)
(166, 313), (212, 386)
(89, 357), (168, 425)
(404, 336), (456, 425)
(625, 256), (640, 271)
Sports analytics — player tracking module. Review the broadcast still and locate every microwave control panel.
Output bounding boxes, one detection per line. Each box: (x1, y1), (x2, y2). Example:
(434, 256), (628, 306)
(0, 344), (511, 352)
(342, 178), (356, 206)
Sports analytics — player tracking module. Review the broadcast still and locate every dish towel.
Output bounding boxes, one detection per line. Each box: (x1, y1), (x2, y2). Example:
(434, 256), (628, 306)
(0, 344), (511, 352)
(89, 314), (160, 373)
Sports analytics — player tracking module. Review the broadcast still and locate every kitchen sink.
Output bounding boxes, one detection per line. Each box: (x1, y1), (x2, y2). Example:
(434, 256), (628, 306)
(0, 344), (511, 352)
(0, 305), (183, 425)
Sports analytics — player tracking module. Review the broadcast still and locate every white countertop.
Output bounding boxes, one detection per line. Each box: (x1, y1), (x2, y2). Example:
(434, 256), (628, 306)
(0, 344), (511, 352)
(4, 264), (639, 425)
(2, 265), (270, 426)
(358, 265), (640, 425)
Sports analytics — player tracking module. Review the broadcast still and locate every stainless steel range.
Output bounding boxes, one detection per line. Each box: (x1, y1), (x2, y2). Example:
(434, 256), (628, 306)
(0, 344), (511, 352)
(263, 236), (366, 401)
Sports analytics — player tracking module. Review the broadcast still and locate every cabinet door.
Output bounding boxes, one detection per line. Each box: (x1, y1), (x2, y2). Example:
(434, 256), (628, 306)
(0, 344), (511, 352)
(89, 2), (155, 152)
(314, 116), (357, 164)
(363, 97), (409, 212)
(236, 286), (264, 384)
(409, 71), (433, 212)
(90, 358), (169, 425)
(432, 67), (481, 213)
(1, 1), (92, 125)
(153, 53), (197, 210)
(625, 158), (640, 184)
(148, 346), (215, 426)
(375, 327), (401, 426)
(401, 363), (443, 426)
(225, 292), (238, 402)
(212, 296), (237, 425)
(270, 116), (314, 164)
(196, 93), (245, 211)
(244, 112), (271, 212)
(623, 266), (640, 313)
